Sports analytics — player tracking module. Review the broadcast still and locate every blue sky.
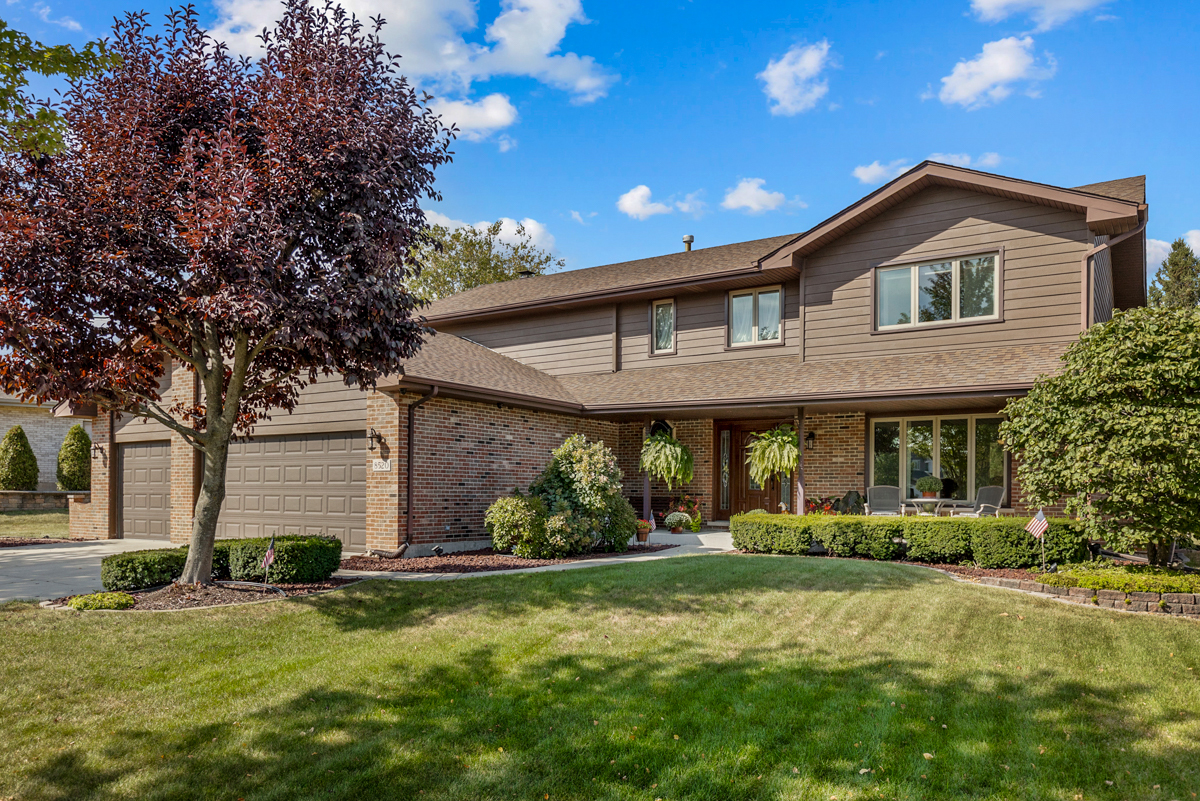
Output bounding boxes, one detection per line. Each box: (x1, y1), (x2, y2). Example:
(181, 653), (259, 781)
(11, 0), (1199, 277)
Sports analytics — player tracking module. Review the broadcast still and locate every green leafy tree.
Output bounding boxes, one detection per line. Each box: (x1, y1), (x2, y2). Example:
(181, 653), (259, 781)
(0, 425), (38, 490)
(0, 19), (117, 154)
(1148, 239), (1200, 308)
(1000, 307), (1200, 565)
(56, 423), (90, 491)
(638, 432), (694, 490)
(410, 220), (564, 300)
(746, 426), (799, 490)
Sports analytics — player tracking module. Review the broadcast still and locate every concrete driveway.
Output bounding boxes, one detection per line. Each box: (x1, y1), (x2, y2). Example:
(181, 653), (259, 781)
(0, 539), (177, 603)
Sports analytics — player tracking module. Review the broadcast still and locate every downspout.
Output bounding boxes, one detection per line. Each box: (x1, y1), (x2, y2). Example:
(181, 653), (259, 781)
(1079, 216), (1148, 329)
(366, 385), (438, 560)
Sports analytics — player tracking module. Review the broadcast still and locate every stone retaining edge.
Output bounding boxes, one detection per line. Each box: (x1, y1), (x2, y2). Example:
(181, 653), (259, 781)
(957, 573), (1200, 618)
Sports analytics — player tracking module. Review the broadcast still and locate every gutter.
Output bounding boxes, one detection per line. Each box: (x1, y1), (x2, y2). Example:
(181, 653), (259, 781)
(1079, 214), (1148, 329)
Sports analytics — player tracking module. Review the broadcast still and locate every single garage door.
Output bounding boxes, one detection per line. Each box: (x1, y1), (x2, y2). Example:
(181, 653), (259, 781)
(216, 432), (367, 552)
(119, 441), (171, 539)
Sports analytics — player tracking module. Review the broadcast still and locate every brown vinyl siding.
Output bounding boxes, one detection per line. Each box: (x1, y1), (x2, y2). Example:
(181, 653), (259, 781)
(438, 306), (615, 376)
(251, 373), (368, 435)
(618, 287), (801, 370)
(803, 186), (1089, 361)
(113, 370), (174, 442)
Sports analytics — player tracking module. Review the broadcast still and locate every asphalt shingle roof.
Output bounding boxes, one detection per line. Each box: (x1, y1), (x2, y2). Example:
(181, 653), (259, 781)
(1072, 176), (1146, 204)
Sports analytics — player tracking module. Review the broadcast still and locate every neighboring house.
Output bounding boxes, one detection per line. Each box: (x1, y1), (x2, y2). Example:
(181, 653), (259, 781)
(70, 163), (1148, 554)
(0, 392), (91, 492)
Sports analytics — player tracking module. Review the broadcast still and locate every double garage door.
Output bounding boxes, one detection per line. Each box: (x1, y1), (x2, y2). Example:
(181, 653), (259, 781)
(118, 432), (367, 551)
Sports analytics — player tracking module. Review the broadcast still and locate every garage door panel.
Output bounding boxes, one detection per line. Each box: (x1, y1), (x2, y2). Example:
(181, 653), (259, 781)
(120, 442), (171, 541)
(215, 432), (367, 552)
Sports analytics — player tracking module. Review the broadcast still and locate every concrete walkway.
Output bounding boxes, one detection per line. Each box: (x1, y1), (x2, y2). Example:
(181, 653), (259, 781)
(0, 539), (177, 603)
(335, 530), (735, 582)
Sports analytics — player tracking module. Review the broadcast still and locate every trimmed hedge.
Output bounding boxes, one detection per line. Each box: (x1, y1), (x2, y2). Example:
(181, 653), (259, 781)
(0, 425), (38, 491)
(100, 536), (342, 590)
(228, 535), (342, 583)
(68, 591), (136, 610)
(731, 513), (1088, 569)
(1039, 564), (1200, 594)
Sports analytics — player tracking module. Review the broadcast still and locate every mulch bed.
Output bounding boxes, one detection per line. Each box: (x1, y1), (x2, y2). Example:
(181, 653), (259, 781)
(0, 537), (91, 547)
(54, 579), (359, 611)
(341, 543), (680, 574)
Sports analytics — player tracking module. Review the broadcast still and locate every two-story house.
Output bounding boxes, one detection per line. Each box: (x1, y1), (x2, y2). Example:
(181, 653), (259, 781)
(70, 163), (1149, 555)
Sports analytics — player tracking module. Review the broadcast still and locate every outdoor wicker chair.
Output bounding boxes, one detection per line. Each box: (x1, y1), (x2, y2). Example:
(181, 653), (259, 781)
(864, 485), (905, 516)
(949, 485), (1005, 518)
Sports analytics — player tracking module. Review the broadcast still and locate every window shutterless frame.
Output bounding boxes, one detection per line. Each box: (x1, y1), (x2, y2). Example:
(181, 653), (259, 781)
(648, 298), (676, 356)
(868, 414), (1007, 504)
(726, 284), (785, 349)
(870, 247), (1004, 333)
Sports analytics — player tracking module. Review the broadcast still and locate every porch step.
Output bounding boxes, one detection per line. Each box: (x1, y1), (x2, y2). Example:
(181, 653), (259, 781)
(703, 520), (730, 530)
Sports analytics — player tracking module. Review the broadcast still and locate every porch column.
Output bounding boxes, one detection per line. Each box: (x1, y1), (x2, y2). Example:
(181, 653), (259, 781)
(641, 418), (651, 523)
(795, 407), (806, 516)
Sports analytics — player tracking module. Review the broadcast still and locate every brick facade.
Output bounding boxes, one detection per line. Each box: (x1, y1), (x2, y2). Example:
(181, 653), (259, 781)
(619, 418), (715, 523)
(800, 411), (867, 501)
(168, 362), (200, 544)
(365, 390), (406, 552)
(0, 404), (92, 491)
(68, 412), (112, 539)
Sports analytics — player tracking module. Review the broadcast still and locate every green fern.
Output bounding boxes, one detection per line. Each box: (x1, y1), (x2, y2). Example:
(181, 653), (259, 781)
(638, 433), (694, 490)
(746, 426), (799, 488)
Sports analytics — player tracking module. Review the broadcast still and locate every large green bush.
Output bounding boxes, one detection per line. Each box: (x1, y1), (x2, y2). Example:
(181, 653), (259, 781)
(969, 518), (1087, 569)
(228, 535), (342, 582)
(731, 513), (1087, 569)
(903, 519), (977, 564)
(56, 424), (91, 491)
(101, 547), (188, 591)
(0, 425), (38, 491)
(100, 536), (339, 590)
(486, 494), (554, 558)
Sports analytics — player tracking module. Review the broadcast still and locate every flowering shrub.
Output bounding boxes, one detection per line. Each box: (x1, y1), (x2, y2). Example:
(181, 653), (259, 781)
(636, 519), (652, 530)
(487, 435), (636, 559)
(664, 511), (692, 529)
(805, 496), (838, 515)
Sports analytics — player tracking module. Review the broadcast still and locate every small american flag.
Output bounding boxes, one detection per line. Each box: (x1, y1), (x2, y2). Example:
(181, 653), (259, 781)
(649, 516), (656, 532)
(261, 535), (276, 572)
(1026, 510), (1048, 540)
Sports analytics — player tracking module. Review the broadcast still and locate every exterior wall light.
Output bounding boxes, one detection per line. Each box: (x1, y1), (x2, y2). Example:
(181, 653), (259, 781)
(91, 442), (104, 460)
(804, 431), (816, 451)
(367, 428), (384, 452)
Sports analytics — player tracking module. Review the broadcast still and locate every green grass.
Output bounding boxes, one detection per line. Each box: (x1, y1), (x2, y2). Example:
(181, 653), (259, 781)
(0, 509), (69, 538)
(1, 555), (1198, 800)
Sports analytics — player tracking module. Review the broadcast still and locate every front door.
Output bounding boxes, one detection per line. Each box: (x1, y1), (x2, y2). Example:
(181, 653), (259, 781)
(714, 423), (787, 518)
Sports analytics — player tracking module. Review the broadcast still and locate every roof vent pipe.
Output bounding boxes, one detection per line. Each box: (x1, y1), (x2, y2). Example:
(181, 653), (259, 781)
(682, 234), (694, 252)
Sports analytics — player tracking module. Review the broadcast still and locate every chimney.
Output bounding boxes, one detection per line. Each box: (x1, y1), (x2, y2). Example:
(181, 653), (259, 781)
(682, 234), (694, 252)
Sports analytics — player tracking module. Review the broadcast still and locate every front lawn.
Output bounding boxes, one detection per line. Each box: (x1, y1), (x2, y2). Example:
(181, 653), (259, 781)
(1, 555), (1197, 800)
(0, 509), (69, 539)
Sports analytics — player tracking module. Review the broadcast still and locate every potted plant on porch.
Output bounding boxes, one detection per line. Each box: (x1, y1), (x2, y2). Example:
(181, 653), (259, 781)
(635, 519), (652, 543)
(663, 511), (692, 534)
(915, 475), (943, 498)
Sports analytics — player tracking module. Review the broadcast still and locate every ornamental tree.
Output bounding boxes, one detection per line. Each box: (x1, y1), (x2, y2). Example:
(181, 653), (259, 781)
(1000, 307), (1200, 565)
(410, 220), (563, 301)
(0, 2), (453, 583)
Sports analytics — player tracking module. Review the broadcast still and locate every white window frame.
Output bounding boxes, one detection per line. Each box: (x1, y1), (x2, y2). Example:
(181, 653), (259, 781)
(650, 298), (676, 355)
(874, 252), (1000, 331)
(869, 414), (1007, 502)
(727, 285), (784, 348)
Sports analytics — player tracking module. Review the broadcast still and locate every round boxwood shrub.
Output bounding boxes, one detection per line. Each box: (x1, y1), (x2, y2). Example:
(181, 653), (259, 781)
(0, 425), (39, 491)
(228, 535), (343, 583)
(101, 547), (188, 591)
(68, 591), (135, 610)
(486, 494), (551, 558)
(56, 424), (91, 491)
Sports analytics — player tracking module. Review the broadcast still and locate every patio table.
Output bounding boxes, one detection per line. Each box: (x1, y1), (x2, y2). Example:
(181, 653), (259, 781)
(904, 497), (976, 516)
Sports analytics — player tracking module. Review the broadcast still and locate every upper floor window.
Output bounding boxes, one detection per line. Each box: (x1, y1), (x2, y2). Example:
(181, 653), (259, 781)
(651, 299), (675, 354)
(729, 286), (781, 347)
(875, 253), (999, 330)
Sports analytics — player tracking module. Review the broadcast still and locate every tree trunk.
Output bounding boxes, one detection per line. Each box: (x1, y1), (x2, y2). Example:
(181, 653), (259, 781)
(178, 433), (232, 585)
(1146, 539), (1173, 567)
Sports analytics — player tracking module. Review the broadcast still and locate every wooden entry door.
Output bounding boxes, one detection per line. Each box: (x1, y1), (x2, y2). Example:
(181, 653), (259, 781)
(714, 423), (788, 518)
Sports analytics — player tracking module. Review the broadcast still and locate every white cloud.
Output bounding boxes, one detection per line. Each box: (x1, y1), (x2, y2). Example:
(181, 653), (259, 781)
(928, 151), (1003, 169)
(852, 159), (914, 185)
(721, 178), (787, 214)
(970, 0), (1108, 31)
(210, 0), (617, 117)
(675, 191), (707, 217)
(616, 185), (672, 220)
(32, 2), (80, 30)
(1146, 238), (1171, 275)
(424, 210), (556, 250)
(497, 134), (518, 152)
(757, 40), (833, 116)
(429, 94), (519, 141)
(569, 210), (597, 224)
(936, 36), (1056, 109)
